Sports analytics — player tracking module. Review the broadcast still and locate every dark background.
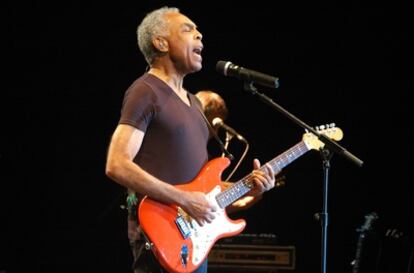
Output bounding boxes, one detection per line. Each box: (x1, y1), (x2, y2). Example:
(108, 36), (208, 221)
(4, 1), (412, 273)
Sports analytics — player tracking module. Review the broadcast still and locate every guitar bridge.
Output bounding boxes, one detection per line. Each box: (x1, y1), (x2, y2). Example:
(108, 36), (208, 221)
(175, 215), (191, 239)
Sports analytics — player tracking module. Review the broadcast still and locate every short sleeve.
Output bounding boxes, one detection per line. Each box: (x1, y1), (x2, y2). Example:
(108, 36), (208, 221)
(119, 80), (157, 132)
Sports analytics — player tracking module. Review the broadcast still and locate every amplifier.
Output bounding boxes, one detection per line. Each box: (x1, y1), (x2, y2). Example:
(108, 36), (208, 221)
(208, 234), (295, 271)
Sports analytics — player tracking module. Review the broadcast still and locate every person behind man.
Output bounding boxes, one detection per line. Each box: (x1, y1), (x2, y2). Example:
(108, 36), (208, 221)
(195, 90), (247, 179)
(105, 6), (277, 273)
(195, 90), (228, 134)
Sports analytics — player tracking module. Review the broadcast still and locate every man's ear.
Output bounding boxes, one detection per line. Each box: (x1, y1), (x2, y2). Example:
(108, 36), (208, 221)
(154, 37), (168, 52)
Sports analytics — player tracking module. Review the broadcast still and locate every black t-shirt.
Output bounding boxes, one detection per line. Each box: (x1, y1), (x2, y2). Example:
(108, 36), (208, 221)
(119, 73), (209, 184)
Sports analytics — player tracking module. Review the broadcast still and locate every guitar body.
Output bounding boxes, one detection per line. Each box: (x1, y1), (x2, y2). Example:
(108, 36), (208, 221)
(138, 157), (246, 273)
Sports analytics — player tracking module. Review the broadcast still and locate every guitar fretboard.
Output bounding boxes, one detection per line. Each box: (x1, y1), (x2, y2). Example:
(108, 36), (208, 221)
(216, 141), (309, 208)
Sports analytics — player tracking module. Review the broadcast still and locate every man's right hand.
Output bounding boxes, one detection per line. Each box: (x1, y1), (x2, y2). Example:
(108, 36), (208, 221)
(179, 191), (217, 226)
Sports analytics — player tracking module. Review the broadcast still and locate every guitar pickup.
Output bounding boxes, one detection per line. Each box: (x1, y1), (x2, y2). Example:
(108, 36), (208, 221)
(175, 215), (191, 239)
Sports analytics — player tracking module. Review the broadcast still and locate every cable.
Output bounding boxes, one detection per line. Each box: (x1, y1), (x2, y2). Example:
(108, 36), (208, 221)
(224, 134), (250, 181)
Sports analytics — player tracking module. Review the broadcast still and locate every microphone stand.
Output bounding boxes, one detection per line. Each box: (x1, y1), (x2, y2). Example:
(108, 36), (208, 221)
(222, 131), (233, 157)
(242, 81), (363, 273)
(223, 131), (250, 182)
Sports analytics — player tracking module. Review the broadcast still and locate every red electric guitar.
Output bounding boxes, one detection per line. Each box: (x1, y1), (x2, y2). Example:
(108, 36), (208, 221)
(138, 125), (343, 273)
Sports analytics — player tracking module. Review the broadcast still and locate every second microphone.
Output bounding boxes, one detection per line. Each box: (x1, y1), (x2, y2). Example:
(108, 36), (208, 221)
(212, 117), (247, 142)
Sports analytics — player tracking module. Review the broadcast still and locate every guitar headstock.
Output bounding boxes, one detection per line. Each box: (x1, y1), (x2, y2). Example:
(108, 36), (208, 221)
(303, 123), (343, 151)
(357, 212), (378, 233)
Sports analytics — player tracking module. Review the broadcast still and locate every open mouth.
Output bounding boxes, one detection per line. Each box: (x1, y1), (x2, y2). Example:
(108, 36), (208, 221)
(193, 47), (203, 55)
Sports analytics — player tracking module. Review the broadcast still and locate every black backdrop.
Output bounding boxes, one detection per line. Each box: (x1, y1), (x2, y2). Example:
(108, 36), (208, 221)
(4, 1), (412, 273)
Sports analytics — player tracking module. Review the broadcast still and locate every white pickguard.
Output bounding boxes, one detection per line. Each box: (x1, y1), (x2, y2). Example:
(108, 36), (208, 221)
(179, 186), (244, 266)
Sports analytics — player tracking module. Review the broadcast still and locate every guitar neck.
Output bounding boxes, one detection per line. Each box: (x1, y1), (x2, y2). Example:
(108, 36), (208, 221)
(216, 140), (310, 208)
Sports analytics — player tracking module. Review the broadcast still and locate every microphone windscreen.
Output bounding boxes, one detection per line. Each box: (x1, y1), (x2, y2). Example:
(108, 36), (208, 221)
(212, 117), (223, 127)
(216, 61), (230, 75)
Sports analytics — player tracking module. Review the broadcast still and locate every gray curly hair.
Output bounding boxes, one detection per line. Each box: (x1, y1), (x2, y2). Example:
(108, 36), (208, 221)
(137, 7), (180, 65)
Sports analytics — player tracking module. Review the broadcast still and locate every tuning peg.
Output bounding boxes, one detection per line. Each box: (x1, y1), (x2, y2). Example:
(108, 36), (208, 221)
(330, 123), (336, 128)
(319, 125), (325, 130)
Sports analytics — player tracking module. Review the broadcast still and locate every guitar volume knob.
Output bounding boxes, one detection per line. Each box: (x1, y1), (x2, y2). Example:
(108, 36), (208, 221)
(180, 244), (189, 267)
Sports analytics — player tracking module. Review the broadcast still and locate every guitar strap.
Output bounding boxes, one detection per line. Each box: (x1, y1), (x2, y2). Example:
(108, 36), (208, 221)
(193, 96), (234, 161)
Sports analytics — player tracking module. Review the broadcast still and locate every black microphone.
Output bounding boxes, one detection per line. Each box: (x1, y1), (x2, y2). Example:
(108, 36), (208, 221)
(212, 117), (246, 142)
(216, 61), (279, 88)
